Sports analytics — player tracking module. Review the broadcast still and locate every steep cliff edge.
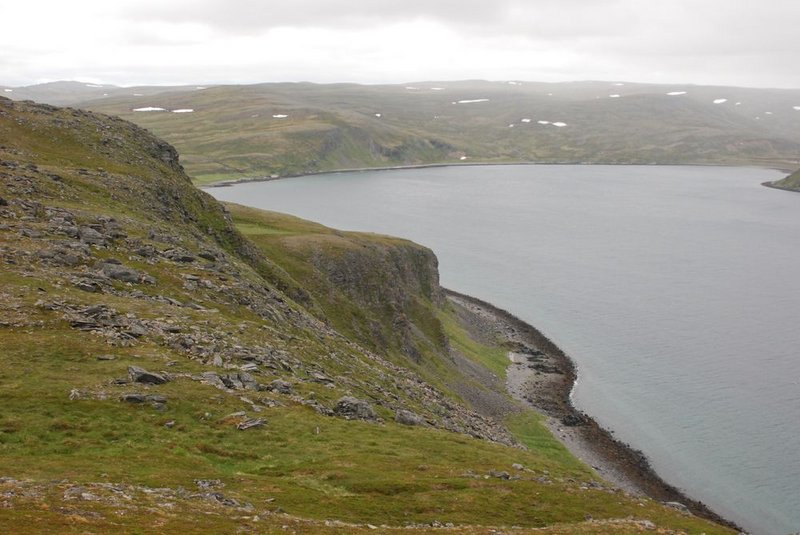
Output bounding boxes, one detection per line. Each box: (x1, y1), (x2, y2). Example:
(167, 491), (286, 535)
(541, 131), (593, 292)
(0, 96), (733, 533)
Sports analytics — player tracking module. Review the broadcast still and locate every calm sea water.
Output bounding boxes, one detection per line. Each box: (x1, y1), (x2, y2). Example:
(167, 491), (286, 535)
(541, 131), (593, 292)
(209, 165), (800, 535)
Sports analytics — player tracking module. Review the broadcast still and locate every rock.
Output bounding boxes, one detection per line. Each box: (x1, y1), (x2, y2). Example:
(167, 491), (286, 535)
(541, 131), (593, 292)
(101, 262), (140, 283)
(512, 463), (525, 471)
(561, 414), (585, 427)
(128, 365), (169, 385)
(395, 409), (425, 426)
(310, 372), (335, 385)
(19, 228), (43, 238)
(96, 354), (116, 361)
(79, 226), (106, 245)
(664, 501), (691, 514)
(195, 479), (223, 489)
(237, 418), (266, 430)
(489, 470), (510, 480)
(164, 420), (176, 428)
(334, 396), (378, 421)
(268, 379), (293, 394)
(120, 393), (147, 403)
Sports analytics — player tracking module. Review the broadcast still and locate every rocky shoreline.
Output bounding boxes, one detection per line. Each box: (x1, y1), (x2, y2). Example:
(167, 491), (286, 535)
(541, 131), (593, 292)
(445, 289), (743, 533)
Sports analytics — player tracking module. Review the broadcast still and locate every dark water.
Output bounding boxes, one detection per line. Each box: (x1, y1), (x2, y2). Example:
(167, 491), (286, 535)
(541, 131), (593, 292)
(209, 165), (800, 535)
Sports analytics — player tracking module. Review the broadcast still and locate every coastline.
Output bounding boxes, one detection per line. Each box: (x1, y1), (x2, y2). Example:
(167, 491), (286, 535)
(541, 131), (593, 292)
(445, 289), (742, 533)
(200, 160), (794, 189)
(762, 180), (800, 193)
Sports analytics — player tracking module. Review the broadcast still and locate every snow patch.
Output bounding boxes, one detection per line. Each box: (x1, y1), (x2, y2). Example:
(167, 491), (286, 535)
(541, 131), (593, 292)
(405, 86), (419, 90)
(3, 89), (12, 92)
(195, 86), (207, 90)
(765, 111), (773, 115)
(794, 106), (800, 111)
(552, 122), (567, 127)
(521, 118), (531, 123)
(667, 91), (687, 96)
(713, 98), (728, 104)
(172, 109), (194, 113)
(507, 81), (521, 85)
(735, 102), (742, 106)
(460, 156), (468, 160)
(455, 99), (489, 104)
(508, 124), (515, 128)
(609, 94), (621, 98)
(133, 93), (143, 96)
(430, 87), (445, 91)
(272, 114), (288, 118)
(132, 107), (166, 112)
(85, 84), (103, 88)
(537, 120), (550, 125)
(374, 113), (381, 117)
(612, 82), (625, 86)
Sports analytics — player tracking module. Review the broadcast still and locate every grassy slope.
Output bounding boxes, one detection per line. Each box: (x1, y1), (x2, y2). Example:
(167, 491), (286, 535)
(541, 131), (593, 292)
(0, 96), (732, 533)
(58, 80), (800, 183)
(773, 167), (800, 190)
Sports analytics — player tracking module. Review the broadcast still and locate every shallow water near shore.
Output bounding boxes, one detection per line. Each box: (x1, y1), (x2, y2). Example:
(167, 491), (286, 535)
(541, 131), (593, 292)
(209, 164), (800, 535)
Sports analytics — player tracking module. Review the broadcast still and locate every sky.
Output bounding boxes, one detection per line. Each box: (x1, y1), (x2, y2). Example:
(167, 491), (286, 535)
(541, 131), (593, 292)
(2, 0), (799, 88)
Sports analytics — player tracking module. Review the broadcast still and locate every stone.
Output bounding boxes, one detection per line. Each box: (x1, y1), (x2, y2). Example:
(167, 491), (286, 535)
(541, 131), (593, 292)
(128, 365), (169, 385)
(664, 501), (691, 514)
(561, 414), (585, 427)
(268, 379), (293, 394)
(395, 409), (425, 426)
(334, 396), (378, 421)
(96, 354), (116, 361)
(79, 226), (106, 245)
(101, 262), (140, 283)
(237, 418), (265, 430)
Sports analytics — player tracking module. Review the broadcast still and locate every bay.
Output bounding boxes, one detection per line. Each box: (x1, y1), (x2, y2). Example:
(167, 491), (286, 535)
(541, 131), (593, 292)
(209, 164), (800, 535)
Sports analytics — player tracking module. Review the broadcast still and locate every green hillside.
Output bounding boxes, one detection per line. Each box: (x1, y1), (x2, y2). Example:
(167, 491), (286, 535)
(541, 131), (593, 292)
(0, 96), (734, 533)
(6, 80), (800, 184)
(771, 167), (800, 191)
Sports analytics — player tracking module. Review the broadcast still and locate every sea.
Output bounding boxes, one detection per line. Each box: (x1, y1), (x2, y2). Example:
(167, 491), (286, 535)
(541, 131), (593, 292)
(209, 164), (800, 535)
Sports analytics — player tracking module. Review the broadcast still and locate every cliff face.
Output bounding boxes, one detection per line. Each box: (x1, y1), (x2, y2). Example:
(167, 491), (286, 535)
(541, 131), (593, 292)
(0, 96), (733, 534)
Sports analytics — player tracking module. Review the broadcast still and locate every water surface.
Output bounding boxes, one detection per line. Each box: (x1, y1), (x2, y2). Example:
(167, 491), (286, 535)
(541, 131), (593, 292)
(210, 165), (800, 535)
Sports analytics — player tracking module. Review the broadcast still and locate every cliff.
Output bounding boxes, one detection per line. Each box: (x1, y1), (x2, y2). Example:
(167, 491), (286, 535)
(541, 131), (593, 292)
(0, 96), (732, 533)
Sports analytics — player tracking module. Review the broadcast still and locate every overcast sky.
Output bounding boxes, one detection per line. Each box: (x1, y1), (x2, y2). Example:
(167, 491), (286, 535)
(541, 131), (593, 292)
(2, 0), (799, 88)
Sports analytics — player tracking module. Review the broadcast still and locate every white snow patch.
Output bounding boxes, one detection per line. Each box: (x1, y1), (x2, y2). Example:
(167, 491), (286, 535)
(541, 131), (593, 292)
(521, 118), (531, 123)
(735, 102), (742, 106)
(460, 156), (468, 160)
(612, 82), (625, 86)
(195, 86), (207, 90)
(132, 107), (166, 112)
(430, 87), (445, 91)
(552, 122), (567, 127)
(547, 93), (553, 96)
(667, 91), (687, 96)
(537, 120), (550, 125)
(507, 81), (521, 85)
(405, 86), (419, 90)
(251, 114), (260, 118)
(374, 113), (381, 117)
(85, 84), (103, 88)
(765, 111), (773, 115)
(3, 89), (12, 92)
(508, 124), (515, 128)
(794, 106), (800, 111)
(713, 99), (728, 104)
(272, 114), (288, 118)
(102, 93), (108, 96)
(133, 93), (143, 96)
(455, 99), (489, 104)
(172, 109), (194, 113)
(609, 94), (621, 98)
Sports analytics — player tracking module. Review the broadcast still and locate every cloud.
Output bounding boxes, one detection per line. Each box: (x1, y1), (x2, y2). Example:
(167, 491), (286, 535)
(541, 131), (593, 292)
(1, 0), (799, 88)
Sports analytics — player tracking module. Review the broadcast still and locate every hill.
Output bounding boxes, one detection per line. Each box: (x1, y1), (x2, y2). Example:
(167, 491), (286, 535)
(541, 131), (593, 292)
(771, 167), (800, 191)
(0, 96), (735, 533)
(4, 80), (800, 184)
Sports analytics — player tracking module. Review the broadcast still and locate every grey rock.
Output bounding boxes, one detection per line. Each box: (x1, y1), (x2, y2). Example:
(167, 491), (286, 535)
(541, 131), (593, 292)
(101, 262), (140, 283)
(236, 418), (266, 430)
(664, 501), (691, 514)
(128, 365), (169, 385)
(268, 379), (293, 394)
(395, 409), (425, 426)
(79, 226), (106, 245)
(334, 396), (378, 421)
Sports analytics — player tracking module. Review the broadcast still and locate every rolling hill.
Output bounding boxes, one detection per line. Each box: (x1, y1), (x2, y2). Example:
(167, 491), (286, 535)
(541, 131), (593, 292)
(4, 80), (800, 184)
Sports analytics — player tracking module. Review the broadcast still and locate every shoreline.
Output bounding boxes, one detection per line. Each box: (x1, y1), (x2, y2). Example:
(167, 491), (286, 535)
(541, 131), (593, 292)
(200, 160), (794, 189)
(762, 180), (800, 193)
(444, 288), (742, 533)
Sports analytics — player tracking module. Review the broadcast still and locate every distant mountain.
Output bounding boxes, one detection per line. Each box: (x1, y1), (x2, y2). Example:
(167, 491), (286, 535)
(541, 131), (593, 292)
(5, 80), (800, 184)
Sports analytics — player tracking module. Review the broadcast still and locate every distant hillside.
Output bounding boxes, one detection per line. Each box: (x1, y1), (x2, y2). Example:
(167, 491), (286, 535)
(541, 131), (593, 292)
(5, 80), (800, 183)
